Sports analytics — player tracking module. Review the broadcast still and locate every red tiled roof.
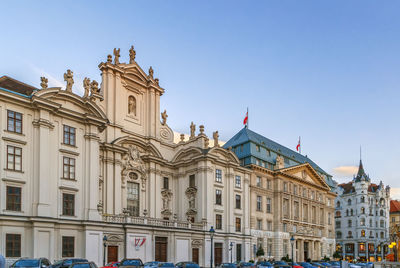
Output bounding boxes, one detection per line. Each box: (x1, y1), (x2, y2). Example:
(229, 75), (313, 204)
(338, 182), (354, 194)
(390, 200), (400, 213)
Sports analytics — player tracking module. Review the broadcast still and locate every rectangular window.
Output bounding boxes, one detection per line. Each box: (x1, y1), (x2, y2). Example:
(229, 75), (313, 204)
(62, 236), (75, 257)
(216, 214), (222, 229)
(294, 185), (297, 195)
(63, 125), (76, 146)
(6, 234), (21, 257)
(189, 174), (196, 187)
(320, 208), (324, 224)
(235, 175), (241, 188)
(283, 198), (289, 218)
(303, 204), (308, 221)
(62, 193), (75, 216)
(7, 110), (22, 133)
(235, 217), (241, 232)
(257, 219), (262, 230)
(6, 186), (21, 211)
(266, 198), (271, 213)
(256, 196), (262, 211)
(256, 145), (260, 152)
(215, 189), (222, 205)
(294, 201), (299, 218)
(256, 176), (261, 187)
(163, 177), (169, 189)
(63, 157), (75, 180)
(267, 179), (271, 189)
(267, 221), (272, 231)
(127, 182), (140, 216)
(215, 169), (222, 183)
(283, 182), (288, 192)
(312, 206), (316, 223)
(328, 212), (332, 225)
(283, 223), (287, 232)
(235, 195), (241, 209)
(7, 145), (22, 171)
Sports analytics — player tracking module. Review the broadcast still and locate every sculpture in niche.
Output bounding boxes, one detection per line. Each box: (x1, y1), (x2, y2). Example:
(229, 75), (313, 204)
(148, 66), (154, 79)
(83, 77), (90, 98)
(213, 131), (219, 147)
(161, 110), (168, 125)
(128, 96), (136, 116)
(185, 185), (198, 219)
(113, 48), (120, 64)
(40, 77), (48, 90)
(122, 145), (147, 190)
(63, 69), (74, 92)
(190, 122), (196, 139)
(90, 80), (100, 95)
(161, 189), (173, 216)
(129, 45), (136, 64)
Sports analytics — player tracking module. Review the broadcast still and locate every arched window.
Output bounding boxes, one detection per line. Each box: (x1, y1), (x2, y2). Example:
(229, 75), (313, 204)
(346, 209), (349, 216)
(361, 230), (365, 237)
(360, 218), (365, 226)
(380, 198), (385, 206)
(351, 209), (354, 216)
(380, 232), (384, 239)
(361, 207), (365, 214)
(348, 219), (352, 227)
(348, 199), (352, 206)
(337, 201), (341, 208)
(360, 196), (365, 203)
(336, 211), (341, 217)
(348, 231), (352, 238)
(336, 231), (342, 239)
(380, 210), (384, 216)
(369, 219), (373, 227)
(380, 220), (384, 228)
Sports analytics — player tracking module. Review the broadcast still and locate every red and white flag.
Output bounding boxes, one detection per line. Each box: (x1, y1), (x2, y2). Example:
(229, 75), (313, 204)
(243, 111), (248, 125)
(296, 137), (301, 152)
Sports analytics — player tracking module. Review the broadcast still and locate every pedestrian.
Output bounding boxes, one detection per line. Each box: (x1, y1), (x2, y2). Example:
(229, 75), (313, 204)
(0, 253), (5, 268)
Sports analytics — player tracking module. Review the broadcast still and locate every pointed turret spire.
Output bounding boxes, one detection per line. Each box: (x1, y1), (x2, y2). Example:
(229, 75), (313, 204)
(355, 159), (369, 182)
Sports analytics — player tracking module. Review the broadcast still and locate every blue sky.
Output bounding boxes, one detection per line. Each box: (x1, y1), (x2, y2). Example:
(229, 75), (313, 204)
(1, 1), (399, 193)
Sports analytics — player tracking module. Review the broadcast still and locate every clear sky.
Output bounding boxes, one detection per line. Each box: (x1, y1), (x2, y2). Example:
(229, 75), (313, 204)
(1, 1), (399, 195)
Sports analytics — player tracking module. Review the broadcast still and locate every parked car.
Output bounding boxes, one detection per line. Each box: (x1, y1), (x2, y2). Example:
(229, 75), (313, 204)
(101, 262), (120, 268)
(175, 262), (200, 268)
(256, 261), (273, 268)
(119, 259), (144, 268)
(328, 262), (340, 268)
(348, 264), (362, 268)
(298, 262), (319, 268)
(11, 258), (51, 268)
(52, 259), (88, 268)
(157, 263), (174, 268)
(238, 262), (255, 268)
(319, 263), (332, 267)
(219, 263), (237, 268)
(69, 262), (98, 268)
(144, 262), (160, 268)
(288, 263), (304, 268)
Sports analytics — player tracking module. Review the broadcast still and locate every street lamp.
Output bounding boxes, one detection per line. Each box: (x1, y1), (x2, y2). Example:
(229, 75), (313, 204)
(290, 235), (295, 268)
(229, 242), (234, 263)
(210, 226), (215, 268)
(103, 235), (108, 266)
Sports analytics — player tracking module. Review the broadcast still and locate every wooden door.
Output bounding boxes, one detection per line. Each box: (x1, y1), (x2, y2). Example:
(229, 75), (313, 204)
(214, 243), (223, 266)
(236, 244), (242, 262)
(155, 237), (168, 262)
(107, 246), (118, 263)
(192, 248), (199, 264)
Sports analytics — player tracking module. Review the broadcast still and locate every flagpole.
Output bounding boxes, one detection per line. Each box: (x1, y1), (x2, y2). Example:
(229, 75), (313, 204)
(247, 107), (249, 129)
(299, 136), (301, 154)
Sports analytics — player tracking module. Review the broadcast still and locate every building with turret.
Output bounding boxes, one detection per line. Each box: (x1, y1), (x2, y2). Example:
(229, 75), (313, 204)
(334, 160), (390, 262)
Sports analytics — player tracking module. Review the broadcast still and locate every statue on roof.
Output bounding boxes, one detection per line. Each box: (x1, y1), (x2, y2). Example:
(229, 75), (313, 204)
(161, 110), (168, 125)
(275, 155), (284, 169)
(63, 69), (74, 92)
(90, 80), (100, 95)
(213, 131), (219, 147)
(113, 48), (120, 64)
(40, 77), (48, 90)
(190, 122), (196, 139)
(129, 45), (136, 64)
(83, 77), (90, 98)
(148, 66), (154, 79)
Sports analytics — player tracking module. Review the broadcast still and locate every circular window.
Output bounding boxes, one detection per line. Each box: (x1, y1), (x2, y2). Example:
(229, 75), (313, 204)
(129, 172), (138, 180)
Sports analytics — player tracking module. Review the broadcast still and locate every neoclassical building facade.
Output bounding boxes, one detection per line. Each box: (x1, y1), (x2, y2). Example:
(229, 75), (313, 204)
(0, 48), (252, 266)
(334, 161), (390, 262)
(223, 128), (336, 261)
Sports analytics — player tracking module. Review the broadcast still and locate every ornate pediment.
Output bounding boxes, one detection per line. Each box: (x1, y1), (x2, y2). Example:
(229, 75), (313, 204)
(280, 163), (330, 190)
(121, 145), (147, 190)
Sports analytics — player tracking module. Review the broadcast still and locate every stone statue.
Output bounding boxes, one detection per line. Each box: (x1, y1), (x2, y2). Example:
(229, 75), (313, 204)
(199, 125), (204, 134)
(155, 78), (159, 86)
(40, 77), (48, 90)
(213, 131), (219, 147)
(204, 137), (209, 148)
(107, 54), (112, 63)
(128, 96), (136, 115)
(113, 48), (120, 64)
(275, 155), (284, 169)
(161, 110), (168, 125)
(83, 77), (90, 98)
(90, 80), (99, 95)
(129, 45), (136, 64)
(180, 134), (185, 142)
(63, 69), (74, 92)
(189, 195), (195, 209)
(190, 122), (196, 139)
(148, 66), (154, 78)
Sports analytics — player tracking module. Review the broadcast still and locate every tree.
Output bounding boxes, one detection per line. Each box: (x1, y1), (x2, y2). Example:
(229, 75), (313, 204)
(256, 246), (265, 257)
(281, 254), (292, 262)
(333, 251), (341, 260)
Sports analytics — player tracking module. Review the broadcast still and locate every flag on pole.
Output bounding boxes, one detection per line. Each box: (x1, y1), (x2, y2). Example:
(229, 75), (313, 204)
(296, 136), (301, 153)
(243, 110), (248, 126)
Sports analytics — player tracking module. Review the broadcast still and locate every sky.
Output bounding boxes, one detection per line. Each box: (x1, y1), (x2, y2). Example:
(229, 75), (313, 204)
(1, 1), (399, 196)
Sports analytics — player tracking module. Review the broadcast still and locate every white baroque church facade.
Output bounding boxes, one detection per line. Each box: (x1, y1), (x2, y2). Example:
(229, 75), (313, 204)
(0, 47), (252, 266)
